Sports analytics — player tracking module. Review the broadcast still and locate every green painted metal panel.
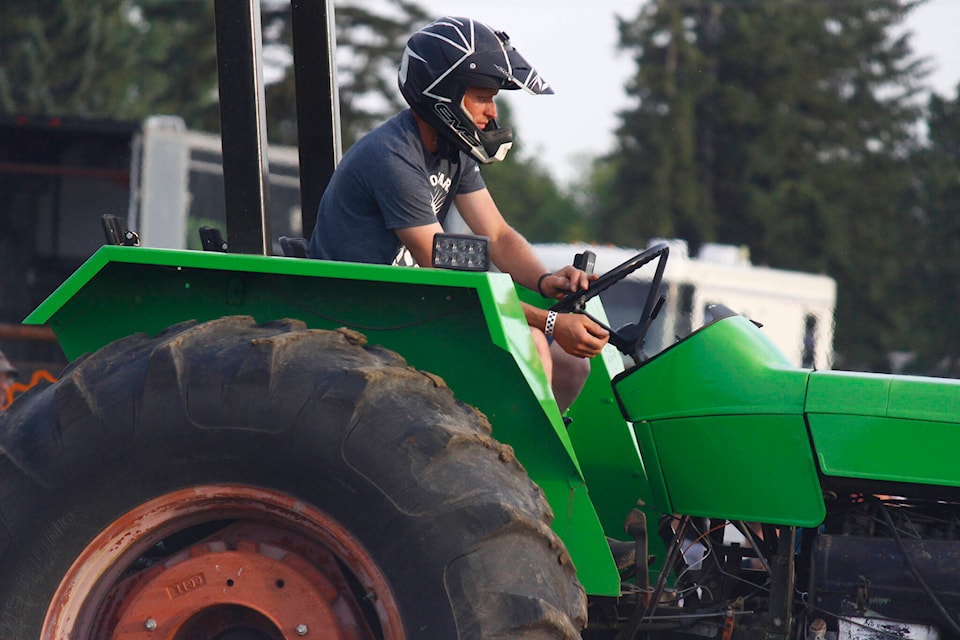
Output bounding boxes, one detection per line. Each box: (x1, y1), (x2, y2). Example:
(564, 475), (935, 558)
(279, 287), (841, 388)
(809, 414), (960, 487)
(615, 315), (808, 422)
(890, 375), (960, 421)
(806, 370), (960, 423)
(629, 420), (675, 516)
(565, 346), (671, 577)
(613, 314), (824, 525)
(805, 371), (893, 415)
(517, 287), (654, 537)
(807, 370), (960, 487)
(26, 246), (623, 595)
(649, 414), (825, 526)
(567, 349), (657, 536)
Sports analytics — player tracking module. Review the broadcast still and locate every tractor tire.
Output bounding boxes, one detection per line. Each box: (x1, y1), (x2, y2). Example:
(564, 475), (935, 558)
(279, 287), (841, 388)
(0, 316), (586, 639)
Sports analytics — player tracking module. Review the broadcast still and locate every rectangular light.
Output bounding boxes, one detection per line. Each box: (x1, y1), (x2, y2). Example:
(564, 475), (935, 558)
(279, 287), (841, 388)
(432, 233), (490, 271)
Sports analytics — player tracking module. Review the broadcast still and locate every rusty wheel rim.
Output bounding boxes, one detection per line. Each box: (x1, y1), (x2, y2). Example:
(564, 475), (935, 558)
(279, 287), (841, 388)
(41, 485), (405, 640)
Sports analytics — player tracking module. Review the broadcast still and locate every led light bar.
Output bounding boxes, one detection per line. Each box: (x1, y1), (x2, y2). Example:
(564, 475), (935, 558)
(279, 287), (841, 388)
(432, 233), (490, 271)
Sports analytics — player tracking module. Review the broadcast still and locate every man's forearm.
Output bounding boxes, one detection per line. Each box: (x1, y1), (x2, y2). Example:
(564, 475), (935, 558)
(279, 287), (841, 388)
(522, 302), (549, 332)
(490, 228), (548, 291)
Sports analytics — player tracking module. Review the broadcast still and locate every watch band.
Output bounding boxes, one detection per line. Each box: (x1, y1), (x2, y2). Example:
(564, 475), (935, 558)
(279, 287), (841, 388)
(537, 272), (552, 297)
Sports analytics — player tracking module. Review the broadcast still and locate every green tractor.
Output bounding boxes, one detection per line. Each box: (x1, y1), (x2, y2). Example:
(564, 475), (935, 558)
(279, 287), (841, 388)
(3, 3), (960, 639)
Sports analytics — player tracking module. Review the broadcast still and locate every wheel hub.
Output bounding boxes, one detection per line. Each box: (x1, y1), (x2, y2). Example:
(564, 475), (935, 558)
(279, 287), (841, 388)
(111, 539), (347, 639)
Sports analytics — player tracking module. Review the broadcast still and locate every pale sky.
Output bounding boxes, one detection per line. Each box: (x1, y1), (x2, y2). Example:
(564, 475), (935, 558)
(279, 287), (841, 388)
(416, 0), (960, 181)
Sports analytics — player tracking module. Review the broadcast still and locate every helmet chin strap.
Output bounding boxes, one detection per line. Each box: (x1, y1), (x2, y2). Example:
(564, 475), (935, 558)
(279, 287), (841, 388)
(434, 117), (514, 163)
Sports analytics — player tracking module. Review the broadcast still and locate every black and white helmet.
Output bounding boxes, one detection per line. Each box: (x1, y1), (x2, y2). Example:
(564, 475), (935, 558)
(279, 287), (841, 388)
(398, 17), (553, 164)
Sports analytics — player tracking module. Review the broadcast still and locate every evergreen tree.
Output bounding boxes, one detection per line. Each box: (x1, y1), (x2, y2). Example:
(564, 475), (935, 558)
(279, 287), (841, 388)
(600, 0), (929, 370)
(0, 0), (427, 142)
(597, 1), (717, 248)
(262, 1), (430, 148)
(909, 83), (960, 375)
(0, 0), (141, 117)
(134, 1), (221, 131)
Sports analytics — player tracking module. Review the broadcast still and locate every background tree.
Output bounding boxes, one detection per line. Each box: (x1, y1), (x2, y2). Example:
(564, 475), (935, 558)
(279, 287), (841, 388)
(0, 0), (141, 116)
(599, 0), (929, 370)
(0, 0), (428, 146)
(261, 1), (430, 148)
(134, 1), (221, 131)
(908, 83), (960, 375)
(595, 1), (716, 248)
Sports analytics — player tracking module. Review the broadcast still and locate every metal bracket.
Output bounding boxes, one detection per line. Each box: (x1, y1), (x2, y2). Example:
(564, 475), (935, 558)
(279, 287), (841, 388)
(101, 215), (140, 247)
(199, 226), (229, 253)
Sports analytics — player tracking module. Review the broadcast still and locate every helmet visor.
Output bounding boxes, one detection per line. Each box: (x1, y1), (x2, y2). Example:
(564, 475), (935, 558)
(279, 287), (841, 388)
(467, 45), (553, 95)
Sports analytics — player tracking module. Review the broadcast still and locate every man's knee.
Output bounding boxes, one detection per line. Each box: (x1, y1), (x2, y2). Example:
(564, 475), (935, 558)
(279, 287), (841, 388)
(555, 351), (590, 387)
(530, 328), (553, 382)
(550, 343), (591, 412)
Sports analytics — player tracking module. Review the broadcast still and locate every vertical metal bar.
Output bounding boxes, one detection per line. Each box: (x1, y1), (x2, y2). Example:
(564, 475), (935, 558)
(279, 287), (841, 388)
(765, 526), (797, 640)
(214, 0), (272, 255)
(290, 0), (341, 242)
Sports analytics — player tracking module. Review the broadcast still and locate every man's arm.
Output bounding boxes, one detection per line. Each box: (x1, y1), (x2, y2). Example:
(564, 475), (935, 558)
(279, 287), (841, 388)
(455, 189), (608, 357)
(523, 304), (609, 358)
(395, 221), (444, 267)
(455, 189), (592, 296)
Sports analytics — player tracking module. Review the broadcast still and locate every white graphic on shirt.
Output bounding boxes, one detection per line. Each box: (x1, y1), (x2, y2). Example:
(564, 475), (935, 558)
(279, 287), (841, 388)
(392, 246), (418, 267)
(393, 166), (456, 267)
(430, 169), (453, 217)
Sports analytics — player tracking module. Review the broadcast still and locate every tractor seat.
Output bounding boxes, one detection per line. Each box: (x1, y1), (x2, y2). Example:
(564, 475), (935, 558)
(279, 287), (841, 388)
(279, 236), (308, 258)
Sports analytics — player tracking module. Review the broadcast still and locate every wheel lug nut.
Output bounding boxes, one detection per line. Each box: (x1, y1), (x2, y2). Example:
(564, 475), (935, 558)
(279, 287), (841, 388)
(296, 624), (309, 636)
(144, 618), (158, 631)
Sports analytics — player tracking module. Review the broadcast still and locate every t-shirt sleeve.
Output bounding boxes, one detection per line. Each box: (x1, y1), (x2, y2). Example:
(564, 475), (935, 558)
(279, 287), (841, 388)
(457, 157), (486, 195)
(374, 150), (441, 230)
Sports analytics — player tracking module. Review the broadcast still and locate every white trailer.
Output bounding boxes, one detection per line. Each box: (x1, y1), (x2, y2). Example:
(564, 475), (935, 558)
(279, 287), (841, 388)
(136, 115), (303, 254)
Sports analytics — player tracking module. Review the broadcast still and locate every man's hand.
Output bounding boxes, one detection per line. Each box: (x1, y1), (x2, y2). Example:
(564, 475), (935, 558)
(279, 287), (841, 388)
(539, 265), (597, 299)
(551, 313), (610, 358)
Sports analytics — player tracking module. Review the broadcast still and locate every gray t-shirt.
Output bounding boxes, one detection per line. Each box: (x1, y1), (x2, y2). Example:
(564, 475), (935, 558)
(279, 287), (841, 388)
(308, 110), (486, 265)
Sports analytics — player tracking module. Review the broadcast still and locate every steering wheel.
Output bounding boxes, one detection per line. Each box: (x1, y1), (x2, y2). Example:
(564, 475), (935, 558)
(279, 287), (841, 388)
(550, 242), (670, 360)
